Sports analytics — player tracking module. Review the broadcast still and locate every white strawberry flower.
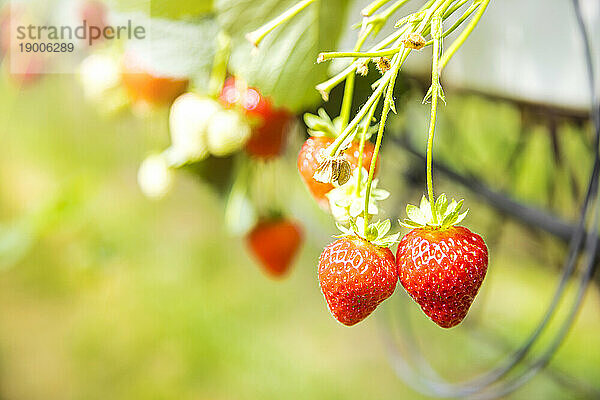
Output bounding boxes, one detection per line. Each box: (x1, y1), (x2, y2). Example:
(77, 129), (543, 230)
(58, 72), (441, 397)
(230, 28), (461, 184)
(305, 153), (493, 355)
(169, 93), (222, 164)
(206, 109), (251, 157)
(137, 153), (173, 199)
(326, 168), (389, 225)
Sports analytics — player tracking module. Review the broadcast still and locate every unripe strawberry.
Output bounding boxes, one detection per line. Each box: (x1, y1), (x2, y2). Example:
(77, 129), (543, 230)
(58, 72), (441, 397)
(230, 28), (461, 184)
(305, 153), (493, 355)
(169, 93), (222, 164)
(206, 109), (251, 157)
(137, 153), (173, 199)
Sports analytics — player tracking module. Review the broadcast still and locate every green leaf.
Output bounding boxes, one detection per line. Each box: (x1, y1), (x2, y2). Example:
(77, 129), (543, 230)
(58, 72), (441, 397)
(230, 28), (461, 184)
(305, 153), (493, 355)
(216, 0), (350, 111)
(377, 219), (391, 237)
(419, 195), (429, 212)
(435, 193), (448, 216)
(303, 109), (338, 137)
(455, 210), (468, 225)
(438, 84), (447, 105)
(123, 15), (219, 85)
(442, 210), (458, 226)
(112, 0), (214, 19)
(406, 204), (426, 225)
(419, 196), (433, 222)
(399, 219), (421, 229)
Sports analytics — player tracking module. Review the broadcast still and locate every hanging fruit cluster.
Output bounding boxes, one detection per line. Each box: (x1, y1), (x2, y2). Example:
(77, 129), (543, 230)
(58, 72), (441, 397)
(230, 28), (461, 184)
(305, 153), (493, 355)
(251, 0), (491, 328)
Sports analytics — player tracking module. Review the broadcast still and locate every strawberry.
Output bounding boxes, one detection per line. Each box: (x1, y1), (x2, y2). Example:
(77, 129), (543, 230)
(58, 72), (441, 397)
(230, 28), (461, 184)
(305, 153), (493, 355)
(206, 109), (251, 157)
(396, 195), (488, 328)
(318, 219), (399, 326)
(121, 54), (189, 106)
(298, 136), (376, 209)
(246, 219), (303, 278)
(220, 77), (292, 159)
(168, 93), (223, 164)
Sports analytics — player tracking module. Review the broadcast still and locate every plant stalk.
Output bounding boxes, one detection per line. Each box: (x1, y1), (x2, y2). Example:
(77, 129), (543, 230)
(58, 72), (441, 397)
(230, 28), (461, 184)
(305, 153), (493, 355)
(363, 52), (403, 232)
(246, 0), (317, 47)
(438, 0), (491, 71)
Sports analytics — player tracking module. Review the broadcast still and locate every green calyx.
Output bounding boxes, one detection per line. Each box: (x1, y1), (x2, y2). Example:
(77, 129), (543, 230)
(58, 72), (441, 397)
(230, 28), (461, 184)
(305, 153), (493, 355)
(304, 108), (376, 140)
(336, 217), (400, 248)
(399, 194), (468, 230)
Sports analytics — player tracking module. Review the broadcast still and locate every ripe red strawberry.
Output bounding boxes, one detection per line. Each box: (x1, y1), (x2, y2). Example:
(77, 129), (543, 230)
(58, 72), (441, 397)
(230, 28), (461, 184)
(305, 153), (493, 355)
(220, 77), (292, 159)
(319, 228), (398, 326)
(246, 219), (303, 278)
(396, 196), (488, 328)
(298, 137), (377, 209)
(121, 54), (189, 106)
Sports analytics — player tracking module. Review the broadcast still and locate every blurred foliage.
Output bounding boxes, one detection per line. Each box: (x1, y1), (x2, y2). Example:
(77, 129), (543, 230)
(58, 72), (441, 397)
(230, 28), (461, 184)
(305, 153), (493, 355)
(394, 82), (594, 222)
(216, 0), (350, 110)
(107, 0), (350, 111)
(110, 0), (214, 19)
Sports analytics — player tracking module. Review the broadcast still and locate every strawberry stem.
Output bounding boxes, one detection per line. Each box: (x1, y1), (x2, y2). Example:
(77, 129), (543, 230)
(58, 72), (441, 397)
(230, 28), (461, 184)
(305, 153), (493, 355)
(245, 0), (317, 47)
(361, 0), (393, 16)
(339, 25), (373, 131)
(363, 51), (403, 232)
(438, 0), (491, 72)
(208, 33), (231, 98)
(426, 16), (441, 224)
(355, 96), (380, 197)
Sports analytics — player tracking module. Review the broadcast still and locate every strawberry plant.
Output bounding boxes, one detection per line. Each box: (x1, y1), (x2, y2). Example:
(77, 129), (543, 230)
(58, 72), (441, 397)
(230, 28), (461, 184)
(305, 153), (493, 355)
(250, 0), (491, 326)
(75, 0), (492, 324)
(220, 77), (293, 159)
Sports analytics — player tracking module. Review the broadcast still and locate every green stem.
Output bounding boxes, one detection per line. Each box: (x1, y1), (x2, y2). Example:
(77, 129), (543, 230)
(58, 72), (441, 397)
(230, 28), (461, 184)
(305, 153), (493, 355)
(423, 1), (481, 47)
(246, 0), (317, 47)
(355, 95), (381, 196)
(438, 0), (491, 71)
(319, 48), (402, 62)
(355, 125), (367, 195)
(339, 73), (356, 132)
(363, 53), (403, 232)
(443, 0), (470, 17)
(339, 26), (372, 131)
(361, 0), (393, 16)
(316, 23), (411, 99)
(426, 11), (446, 223)
(327, 3), (437, 157)
(380, 0), (413, 19)
(329, 79), (387, 156)
(208, 33), (231, 98)
(316, 0), (474, 98)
